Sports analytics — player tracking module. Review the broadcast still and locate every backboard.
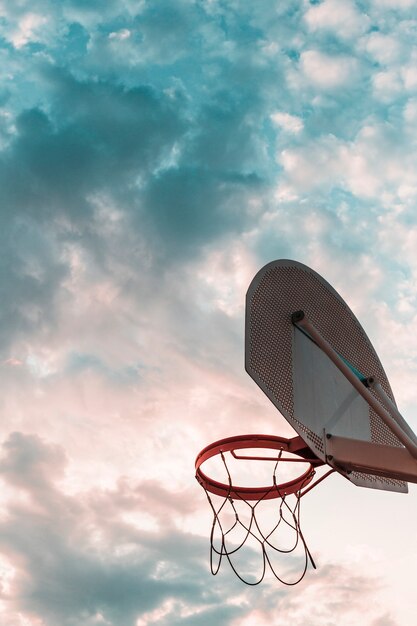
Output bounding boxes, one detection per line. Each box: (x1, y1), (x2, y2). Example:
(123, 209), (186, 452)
(245, 259), (407, 493)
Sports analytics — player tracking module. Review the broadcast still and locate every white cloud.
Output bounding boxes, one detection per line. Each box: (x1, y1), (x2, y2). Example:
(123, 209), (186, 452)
(194, 243), (258, 317)
(108, 29), (131, 41)
(270, 111), (304, 134)
(304, 0), (369, 39)
(372, 70), (403, 101)
(300, 50), (358, 89)
(277, 121), (417, 203)
(372, 0), (417, 8)
(404, 98), (417, 123)
(9, 13), (47, 49)
(228, 562), (397, 626)
(362, 32), (403, 65)
(369, 46), (417, 98)
(278, 134), (346, 192)
(402, 62), (417, 91)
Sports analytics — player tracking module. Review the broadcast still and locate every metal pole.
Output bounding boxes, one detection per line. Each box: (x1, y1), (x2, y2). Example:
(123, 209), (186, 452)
(367, 377), (417, 448)
(292, 311), (417, 460)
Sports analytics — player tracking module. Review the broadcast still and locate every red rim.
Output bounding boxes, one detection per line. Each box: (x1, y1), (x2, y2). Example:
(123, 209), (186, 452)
(195, 434), (319, 500)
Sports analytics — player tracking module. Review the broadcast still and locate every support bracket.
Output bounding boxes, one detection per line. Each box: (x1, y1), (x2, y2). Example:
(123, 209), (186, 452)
(324, 433), (417, 484)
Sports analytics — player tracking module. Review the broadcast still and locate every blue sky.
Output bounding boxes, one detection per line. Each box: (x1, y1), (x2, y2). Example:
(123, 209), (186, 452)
(1, 1), (417, 624)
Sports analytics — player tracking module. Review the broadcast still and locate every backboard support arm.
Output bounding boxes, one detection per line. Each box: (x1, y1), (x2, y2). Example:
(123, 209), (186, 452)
(292, 310), (417, 461)
(324, 434), (417, 484)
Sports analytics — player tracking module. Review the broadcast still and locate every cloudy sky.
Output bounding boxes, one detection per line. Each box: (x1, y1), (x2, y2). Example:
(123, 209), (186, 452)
(1, 0), (417, 624)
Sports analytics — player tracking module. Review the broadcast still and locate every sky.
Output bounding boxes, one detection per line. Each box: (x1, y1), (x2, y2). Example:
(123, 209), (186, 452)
(1, 0), (417, 624)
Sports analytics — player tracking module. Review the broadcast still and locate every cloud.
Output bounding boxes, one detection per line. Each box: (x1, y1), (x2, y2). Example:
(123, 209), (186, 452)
(300, 50), (359, 90)
(0, 28), (272, 349)
(304, 0), (369, 40)
(372, 0), (417, 8)
(0, 212), (67, 355)
(0, 1), (417, 624)
(13, 70), (186, 209)
(372, 70), (403, 102)
(270, 111), (304, 134)
(8, 13), (48, 49)
(0, 432), (247, 626)
(362, 31), (404, 65)
(143, 166), (261, 260)
(0, 432), (66, 491)
(277, 120), (417, 203)
(0, 432), (399, 626)
(268, 563), (398, 626)
(0, 69), (186, 353)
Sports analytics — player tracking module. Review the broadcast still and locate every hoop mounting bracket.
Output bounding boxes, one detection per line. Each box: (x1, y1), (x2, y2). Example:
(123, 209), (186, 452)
(324, 432), (417, 485)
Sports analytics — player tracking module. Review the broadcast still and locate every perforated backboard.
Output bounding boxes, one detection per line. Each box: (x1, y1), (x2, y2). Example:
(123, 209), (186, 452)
(245, 259), (407, 493)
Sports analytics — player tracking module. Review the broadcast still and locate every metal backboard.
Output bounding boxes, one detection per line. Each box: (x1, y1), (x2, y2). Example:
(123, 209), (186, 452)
(245, 259), (407, 493)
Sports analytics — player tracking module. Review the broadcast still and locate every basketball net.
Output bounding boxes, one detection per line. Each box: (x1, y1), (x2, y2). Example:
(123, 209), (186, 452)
(196, 434), (334, 585)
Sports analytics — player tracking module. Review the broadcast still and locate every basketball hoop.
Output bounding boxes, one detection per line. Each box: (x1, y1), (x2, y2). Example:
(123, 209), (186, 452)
(195, 259), (417, 584)
(196, 434), (333, 585)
